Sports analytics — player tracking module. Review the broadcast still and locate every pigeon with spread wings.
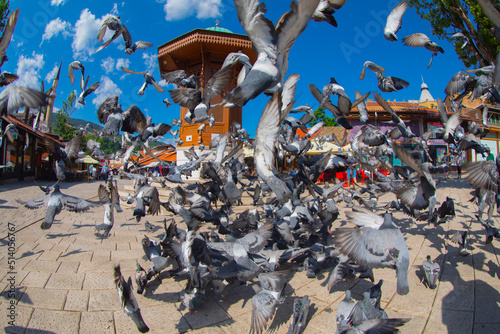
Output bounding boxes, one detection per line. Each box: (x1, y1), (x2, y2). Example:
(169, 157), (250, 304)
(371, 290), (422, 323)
(121, 66), (165, 95)
(77, 75), (100, 105)
(16, 185), (94, 230)
(333, 209), (410, 295)
(222, 0), (320, 107)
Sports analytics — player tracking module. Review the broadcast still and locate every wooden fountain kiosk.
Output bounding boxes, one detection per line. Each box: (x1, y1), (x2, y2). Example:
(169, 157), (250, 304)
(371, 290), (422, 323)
(157, 23), (257, 177)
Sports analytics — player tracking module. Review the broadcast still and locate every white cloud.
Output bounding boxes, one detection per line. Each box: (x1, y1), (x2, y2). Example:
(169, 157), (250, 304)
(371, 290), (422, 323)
(163, 0), (222, 21)
(72, 9), (103, 60)
(16, 52), (45, 88)
(92, 76), (122, 106)
(51, 0), (66, 5)
(142, 53), (157, 72)
(111, 3), (120, 15)
(72, 8), (120, 61)
(45, 63), (60, 83)
(195, 0), (223, 19)
(100, 57), (130, 74)
(41, 18), (72, 44)
(101, 56), (115, 74)
(158, 79), (176, 89)
(115, 58), (130, 71)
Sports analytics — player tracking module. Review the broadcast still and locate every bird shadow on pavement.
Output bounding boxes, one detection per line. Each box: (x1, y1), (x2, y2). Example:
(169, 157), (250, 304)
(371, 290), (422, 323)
(58, 249), (86, 257)
(18, 250), (43, 260)
(439, 251), (500, 332)
(5, 326), (56, 334)
(45, 233), (78, 239)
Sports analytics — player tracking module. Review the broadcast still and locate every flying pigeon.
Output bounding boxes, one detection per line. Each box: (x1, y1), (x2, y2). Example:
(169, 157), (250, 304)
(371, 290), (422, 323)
(16, 185), (94, 230)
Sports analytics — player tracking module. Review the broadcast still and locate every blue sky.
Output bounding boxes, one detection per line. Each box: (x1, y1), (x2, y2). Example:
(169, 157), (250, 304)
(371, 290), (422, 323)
(5, 0), (467, 143)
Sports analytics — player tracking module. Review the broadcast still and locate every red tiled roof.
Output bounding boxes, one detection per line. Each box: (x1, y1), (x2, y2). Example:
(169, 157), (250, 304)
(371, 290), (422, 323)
(4, 115), (44, 139)
(135, 149), (177, 166)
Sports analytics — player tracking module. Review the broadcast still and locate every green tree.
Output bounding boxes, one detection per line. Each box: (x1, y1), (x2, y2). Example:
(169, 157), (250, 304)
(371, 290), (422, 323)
(97, 136), (121, 155)
(53, 91), (77, 140)
(408, 0), (499, 67)
(308, 107), (338, 127)
(0, 1), (10, 34)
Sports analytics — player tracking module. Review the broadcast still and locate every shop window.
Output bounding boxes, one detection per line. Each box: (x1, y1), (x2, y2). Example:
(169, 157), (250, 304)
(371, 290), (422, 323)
(5, 143), (16, 172)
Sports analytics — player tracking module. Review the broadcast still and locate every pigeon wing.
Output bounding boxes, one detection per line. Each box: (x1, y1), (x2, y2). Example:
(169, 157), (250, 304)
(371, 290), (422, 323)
(169, 88), (202, 111)
(0, 8), (19, 54)
(402, 33), (431, 48)
(16, 195), (47, 209)
(250, 292), (277, 334)
(83, 82), (100, 98)
(463, 160), (499, 192)
(121, 105), (148, 134)
(385, 1), (408, 37)
(121, 67), (145, 75)
(61, 194), (94, 212)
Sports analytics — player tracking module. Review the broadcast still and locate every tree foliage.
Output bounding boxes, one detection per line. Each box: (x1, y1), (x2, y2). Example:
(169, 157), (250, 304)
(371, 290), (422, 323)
(53, 91), (77, 141)
(0, 1), (10, 34)
(82, 134), (122, 156)
(308, 107), (338, 127)
(408, 0), (499, 68)
(98, 136), (122, 155)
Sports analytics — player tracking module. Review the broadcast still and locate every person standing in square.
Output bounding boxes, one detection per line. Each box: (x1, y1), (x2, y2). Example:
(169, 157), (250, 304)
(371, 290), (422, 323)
(456, 154), (463, 179)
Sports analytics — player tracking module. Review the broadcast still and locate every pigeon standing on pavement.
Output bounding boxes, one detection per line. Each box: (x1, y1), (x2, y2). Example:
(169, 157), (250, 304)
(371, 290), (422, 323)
(287, 295), (311, 334)
(422, 255), (440, 289)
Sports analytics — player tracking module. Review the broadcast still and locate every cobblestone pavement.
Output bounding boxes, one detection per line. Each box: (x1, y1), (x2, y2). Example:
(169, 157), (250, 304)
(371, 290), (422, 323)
(0, 175), (499, 333)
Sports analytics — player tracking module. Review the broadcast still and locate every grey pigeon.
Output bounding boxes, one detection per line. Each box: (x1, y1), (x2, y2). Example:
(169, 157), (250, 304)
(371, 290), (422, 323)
(96, 15), (126, 52)
(402, 33), (444, 68)
(336, 290), (356, 332)
(449, 229), (470, 257)
(254, 75), (298, 204)
(223, 0), (320, 107)
(422, 255), (440, 289)
(77, 75), (100, 105)
(311, 0), (338, 27)
(250, 271), (293, 334)
(0, 8), (19, 69)
(114, 265), (149, 333)
(121, 26), (153, 55)
(0, 85), (49, 116)
(0, 72), (18, 87)
(333, 210), (410, 295)
(17, 185), (93, 230)
(121, 67), (164, 95)
(98, 97), (151, 136)
(96, 180), (119, 237)
(44, 131), (83, 180)
(383, 1), (408, 41)
(135, 263), (148, 295)
(68, 60), (84, 87)
(287, 295), (311, 334)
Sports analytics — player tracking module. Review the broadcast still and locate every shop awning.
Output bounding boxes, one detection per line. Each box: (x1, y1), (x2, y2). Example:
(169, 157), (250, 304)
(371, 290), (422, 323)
(75, 155), (100, 164)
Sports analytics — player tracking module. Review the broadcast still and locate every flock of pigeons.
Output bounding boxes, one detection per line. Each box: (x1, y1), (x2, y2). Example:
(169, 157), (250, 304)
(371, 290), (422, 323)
(4, 0), (500, 333)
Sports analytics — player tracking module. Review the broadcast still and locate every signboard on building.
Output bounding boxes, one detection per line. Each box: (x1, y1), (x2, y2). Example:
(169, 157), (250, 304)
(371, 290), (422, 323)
(427, 121), (443, 129)
(427, 139), (447, 145)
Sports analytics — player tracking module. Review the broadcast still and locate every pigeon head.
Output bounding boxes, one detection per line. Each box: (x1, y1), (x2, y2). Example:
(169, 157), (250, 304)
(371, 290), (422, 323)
(423, 255), (440, 289)
(135, 264), (148, 295)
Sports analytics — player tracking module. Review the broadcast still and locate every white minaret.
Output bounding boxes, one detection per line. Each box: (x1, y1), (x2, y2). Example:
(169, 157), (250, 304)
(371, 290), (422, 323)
(419, 76), (435, 104)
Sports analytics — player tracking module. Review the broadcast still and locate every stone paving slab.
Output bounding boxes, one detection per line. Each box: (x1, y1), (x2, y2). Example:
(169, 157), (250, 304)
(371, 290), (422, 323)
(0, 177), (499, 333)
